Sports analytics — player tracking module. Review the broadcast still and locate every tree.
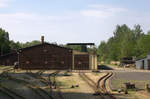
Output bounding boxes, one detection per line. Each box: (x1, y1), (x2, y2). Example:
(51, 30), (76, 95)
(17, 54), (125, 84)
(112, 24), (135, 59)
(147, 30), (150, 35)
(97, 24), (146, 62)
(9, 40), (22, 50)
(97, 41), (108, 61)
(137, 35), (150, 58)
(66, 45), (82, 52)
(133, 24), (144, 39)
(0, 28), (10, 55)
(21, 40), (41, 48)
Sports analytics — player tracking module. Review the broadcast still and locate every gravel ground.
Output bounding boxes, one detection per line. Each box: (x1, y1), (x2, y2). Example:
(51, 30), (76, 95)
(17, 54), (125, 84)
(110, 72), (150, 90)
(56, 73), (106, 99)
(57, 73), (94, 99)
(0, 71), (51, 99)
(0, 90), (12, 99)
(113, 72), (150, 80)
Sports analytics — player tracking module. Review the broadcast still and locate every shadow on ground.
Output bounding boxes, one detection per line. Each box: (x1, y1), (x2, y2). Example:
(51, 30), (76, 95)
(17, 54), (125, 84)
(0, 71), (134, 99)
(98, 65), (114, 70)
(53, 91), (133, 99)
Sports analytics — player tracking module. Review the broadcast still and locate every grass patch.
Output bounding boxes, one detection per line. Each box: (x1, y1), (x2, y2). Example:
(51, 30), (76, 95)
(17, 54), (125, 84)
(56, 77), (78, 89)
(56, 81), (66, 86)
(0, 66), (13, 70)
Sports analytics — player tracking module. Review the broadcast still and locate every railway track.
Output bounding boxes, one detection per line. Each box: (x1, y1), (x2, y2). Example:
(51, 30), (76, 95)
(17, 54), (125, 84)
(27, 70), (48, 86)
(79, 72), (107, 99)
(79, 72), (116, 99)
(79, 72), (97, 91)
(98, 72), (116, 99)
(0, 84), (25, 99)
(27, 70), (64, 99)
(0, 67), (14, 73)
(0, 69), (51, 99)
(0, 67), (25, 99)
(48, 71), (64, 99)
(0, 69), (63, 99)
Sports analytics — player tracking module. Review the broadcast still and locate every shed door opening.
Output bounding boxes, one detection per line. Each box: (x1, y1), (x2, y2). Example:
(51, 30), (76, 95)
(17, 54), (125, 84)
(142, 60), (144, 69)
(148, 60), (150, 70)
(74, 55), (89, 70)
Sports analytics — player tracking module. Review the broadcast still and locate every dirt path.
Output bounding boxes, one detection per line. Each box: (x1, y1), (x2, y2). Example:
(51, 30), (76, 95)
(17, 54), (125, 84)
(135, 91), (150, 99)
(56, 72), (106, 99)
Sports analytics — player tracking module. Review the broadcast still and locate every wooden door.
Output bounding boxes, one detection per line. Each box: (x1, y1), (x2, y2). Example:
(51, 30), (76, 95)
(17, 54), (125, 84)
(74, 55), (89, 70)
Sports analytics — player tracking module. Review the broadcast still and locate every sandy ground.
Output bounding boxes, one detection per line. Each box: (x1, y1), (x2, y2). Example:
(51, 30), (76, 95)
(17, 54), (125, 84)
(135, 91), (150, 99)
(56, 72), (106, 99)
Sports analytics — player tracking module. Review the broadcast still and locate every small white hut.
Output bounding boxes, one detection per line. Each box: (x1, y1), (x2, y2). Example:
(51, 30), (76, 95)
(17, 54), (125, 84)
(136, 55), (150, 70)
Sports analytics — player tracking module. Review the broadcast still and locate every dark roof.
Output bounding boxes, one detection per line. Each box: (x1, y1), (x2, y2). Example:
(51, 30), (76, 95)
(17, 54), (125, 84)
(19, 42), (72, 52)
(121, 57), (133, 60)
(0, 43), (72, 58)
(67, 43), (95, 45)
(136, 57), (146, 61)
(0, 52), (17, 59)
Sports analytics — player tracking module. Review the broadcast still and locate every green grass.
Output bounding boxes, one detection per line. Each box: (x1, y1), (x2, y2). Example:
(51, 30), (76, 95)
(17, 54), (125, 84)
(56, 81), (66, 86)
(0, 66), (12, 70)
(56, 77), (79, 89)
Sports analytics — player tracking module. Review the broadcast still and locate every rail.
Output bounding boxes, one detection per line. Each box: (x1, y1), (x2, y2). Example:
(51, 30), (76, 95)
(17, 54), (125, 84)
(98, 72), (116, 99)
(48, 70), (64, 99)
(0, 67), (25, 99)
(79, 72), (116, 99)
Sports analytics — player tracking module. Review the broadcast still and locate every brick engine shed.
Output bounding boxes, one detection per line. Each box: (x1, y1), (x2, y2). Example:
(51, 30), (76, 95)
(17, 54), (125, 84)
(0, 36), (97, 70)
(0, 52), (18, 66)
(18, 42), (72, 70)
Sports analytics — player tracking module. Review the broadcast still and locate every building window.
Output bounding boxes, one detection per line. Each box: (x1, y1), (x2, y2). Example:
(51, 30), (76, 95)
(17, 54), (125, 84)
(43, 49), (47, 52)
(61, 61), (64, 64)
(78, 61), (82, 65)
(7, 59), (10, 63)
(45, 61), (48, 64)
(26, 61), (30, 64)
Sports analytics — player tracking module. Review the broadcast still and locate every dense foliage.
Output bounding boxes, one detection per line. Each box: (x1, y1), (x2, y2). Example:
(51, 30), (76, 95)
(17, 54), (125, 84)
(98, 24), (150, 62)
(0, 28), (10, 55)
(0, 28), (41, 55)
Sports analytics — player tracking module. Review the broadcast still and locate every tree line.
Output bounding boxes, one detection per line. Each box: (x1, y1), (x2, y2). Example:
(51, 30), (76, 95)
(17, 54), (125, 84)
(0, 28), (41, 55)
(98, 24), (150, 63)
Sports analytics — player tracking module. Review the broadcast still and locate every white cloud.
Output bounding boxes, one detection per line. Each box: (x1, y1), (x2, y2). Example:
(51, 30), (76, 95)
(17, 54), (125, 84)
(80, 4), (127, 18)
(0, 13), (73, 23)
(0, 12), (79, 43)
(0, 0), (13, 8)
(81, 10), (113, 18)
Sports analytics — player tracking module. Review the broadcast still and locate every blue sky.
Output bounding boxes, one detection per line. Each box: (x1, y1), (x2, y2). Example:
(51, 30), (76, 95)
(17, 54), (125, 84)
(0, 0), (150, 45)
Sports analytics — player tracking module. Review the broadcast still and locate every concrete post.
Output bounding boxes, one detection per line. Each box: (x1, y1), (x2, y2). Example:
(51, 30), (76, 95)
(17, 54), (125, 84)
(72, 52), (74, 70)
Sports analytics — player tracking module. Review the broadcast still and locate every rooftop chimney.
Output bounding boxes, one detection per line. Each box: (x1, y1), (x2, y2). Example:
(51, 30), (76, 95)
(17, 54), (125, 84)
(41, 36), (44, 44)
